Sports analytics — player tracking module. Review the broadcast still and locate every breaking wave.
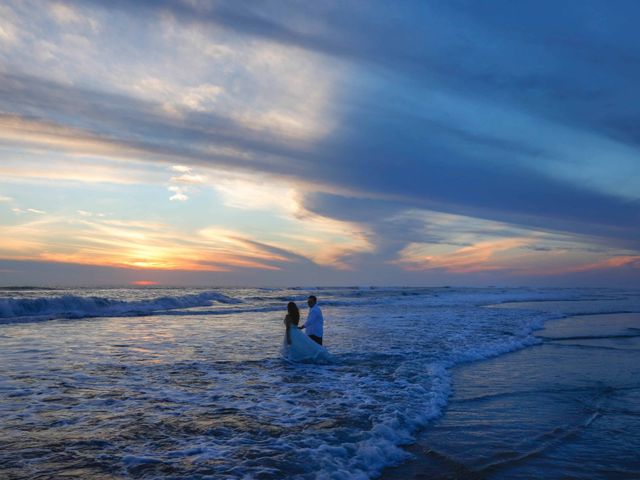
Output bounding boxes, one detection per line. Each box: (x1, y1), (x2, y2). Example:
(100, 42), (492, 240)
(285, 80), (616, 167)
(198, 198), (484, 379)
(0, 290), (241, 323)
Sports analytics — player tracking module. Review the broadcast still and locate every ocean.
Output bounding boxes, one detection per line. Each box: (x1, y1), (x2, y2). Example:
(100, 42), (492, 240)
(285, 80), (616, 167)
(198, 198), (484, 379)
(1, 286), (639, 479)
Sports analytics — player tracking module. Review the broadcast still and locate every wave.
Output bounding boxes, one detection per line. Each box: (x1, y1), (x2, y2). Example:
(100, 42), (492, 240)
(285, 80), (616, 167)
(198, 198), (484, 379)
(294, 311), (560, 480)
(0, 291), (241, 323)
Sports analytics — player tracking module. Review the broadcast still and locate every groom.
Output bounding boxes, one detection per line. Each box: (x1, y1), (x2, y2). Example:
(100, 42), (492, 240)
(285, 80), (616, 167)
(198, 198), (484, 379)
(300, 295), (324, 345)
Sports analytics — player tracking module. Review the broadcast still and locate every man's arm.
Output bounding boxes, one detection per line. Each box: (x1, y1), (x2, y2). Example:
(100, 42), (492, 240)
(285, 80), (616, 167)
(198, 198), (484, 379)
(304, 309), (319, 330)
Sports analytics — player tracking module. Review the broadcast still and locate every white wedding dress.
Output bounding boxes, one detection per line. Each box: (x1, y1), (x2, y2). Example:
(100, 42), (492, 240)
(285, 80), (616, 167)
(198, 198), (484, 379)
(282, 325), (332, 363)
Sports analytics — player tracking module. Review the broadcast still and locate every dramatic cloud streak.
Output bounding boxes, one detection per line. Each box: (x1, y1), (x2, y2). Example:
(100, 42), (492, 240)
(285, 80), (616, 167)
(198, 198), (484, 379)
(0, 0), (638, 285)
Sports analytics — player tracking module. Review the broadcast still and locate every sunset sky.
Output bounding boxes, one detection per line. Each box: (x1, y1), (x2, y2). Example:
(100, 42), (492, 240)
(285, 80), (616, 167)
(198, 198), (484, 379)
(1, 0), (639, 286)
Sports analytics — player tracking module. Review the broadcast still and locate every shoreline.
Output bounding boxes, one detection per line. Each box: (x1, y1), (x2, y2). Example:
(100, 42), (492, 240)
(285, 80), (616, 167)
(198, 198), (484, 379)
(2, 290), (639, 479)
(381, 311), (640, 479)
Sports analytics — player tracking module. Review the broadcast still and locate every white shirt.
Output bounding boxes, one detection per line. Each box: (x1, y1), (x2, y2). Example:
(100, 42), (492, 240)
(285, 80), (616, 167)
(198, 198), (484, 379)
(304, 304), (324, 338)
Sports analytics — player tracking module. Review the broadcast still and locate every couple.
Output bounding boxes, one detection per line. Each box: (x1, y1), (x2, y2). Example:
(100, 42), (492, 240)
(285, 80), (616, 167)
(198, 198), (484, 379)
(282, 295), (331, 362)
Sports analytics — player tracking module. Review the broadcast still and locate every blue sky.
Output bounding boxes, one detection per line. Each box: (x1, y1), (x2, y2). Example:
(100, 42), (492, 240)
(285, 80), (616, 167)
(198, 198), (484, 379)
(0, 0), (639, 286)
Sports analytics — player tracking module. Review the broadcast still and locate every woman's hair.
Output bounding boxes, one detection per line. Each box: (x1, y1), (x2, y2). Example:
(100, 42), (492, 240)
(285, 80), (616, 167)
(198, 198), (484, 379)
(287, 301), (300, 322)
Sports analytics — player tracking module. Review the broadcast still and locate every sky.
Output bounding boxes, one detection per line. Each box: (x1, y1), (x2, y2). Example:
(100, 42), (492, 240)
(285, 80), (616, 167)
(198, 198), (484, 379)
(0, 0), (639, 287)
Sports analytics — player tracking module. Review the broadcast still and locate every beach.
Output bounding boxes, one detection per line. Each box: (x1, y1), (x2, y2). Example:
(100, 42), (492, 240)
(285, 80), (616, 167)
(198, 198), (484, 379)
(1, 288), (639, 479)
(382, 310), (640, 479)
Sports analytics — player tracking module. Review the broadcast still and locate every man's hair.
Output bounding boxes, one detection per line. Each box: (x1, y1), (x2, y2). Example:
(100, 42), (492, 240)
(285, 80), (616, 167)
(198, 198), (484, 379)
(308, 295), (317, 302)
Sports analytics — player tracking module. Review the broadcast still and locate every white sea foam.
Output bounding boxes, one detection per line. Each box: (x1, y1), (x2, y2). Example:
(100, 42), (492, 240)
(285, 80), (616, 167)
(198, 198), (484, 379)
(0, 290), (240, 322)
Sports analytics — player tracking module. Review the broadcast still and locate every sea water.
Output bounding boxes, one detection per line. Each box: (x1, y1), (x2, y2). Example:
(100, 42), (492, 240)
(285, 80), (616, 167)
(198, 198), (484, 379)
(0, 287), (638, 479)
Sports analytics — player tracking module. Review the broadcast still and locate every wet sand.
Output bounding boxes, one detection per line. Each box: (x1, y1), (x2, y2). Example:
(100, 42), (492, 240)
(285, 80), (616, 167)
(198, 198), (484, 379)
(382, 312), (640, 479)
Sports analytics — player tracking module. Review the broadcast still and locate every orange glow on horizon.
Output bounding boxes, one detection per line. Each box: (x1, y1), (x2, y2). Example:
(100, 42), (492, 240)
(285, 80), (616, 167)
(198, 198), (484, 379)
(530, 255), (640, 276)
(0, 214), (297, 273)
(394, 238), (529, 273)
(131, 280), (160, 286)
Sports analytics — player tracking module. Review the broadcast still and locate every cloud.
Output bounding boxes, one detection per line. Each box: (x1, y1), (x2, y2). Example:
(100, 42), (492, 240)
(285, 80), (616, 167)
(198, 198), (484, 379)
(213, 173), (299, 212)
(167, 164), (206, 201)
(0, 147), (167, 186)
(1, 0), (640, 283)
(11, 207), (46, 215)
(0, 212), (310, 272)
(76, 210), (107, 219)
(168, 186), (188, 202)
(536, 254), (640, 276)
(170, 173), (206, 184)
(0, 74), (313, 175)
(2, 71), (637, 253)
(0, 20), (17, 45)
(49, 3), (80, 22)
(394, 238), (529, 274)
(300, 192), (640, 277)
(179, 83), (223, 112)
(207, 172), (375, 269)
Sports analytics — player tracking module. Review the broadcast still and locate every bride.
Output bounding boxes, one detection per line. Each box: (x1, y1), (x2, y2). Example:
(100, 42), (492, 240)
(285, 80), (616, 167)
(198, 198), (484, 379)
(282, 302), (331, 362)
